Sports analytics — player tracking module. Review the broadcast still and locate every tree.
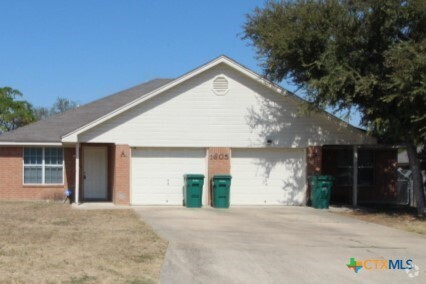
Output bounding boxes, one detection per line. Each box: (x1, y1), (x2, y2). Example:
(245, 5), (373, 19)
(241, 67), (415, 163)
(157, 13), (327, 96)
(34, 97), (78, 120)
(244, 0), (426, 214)
(32, 107), (50, 121)
(0, 87), (35, 133)
(50, 97), (78, 115)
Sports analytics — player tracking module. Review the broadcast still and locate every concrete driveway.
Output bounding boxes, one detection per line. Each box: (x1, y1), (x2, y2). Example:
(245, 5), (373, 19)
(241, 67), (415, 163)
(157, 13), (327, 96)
(134, 207), (426, 284)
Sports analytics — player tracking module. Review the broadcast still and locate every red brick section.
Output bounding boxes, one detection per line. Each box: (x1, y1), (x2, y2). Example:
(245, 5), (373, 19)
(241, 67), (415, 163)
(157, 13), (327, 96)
(306, 146), (322, 204)
(307, 146), (322, 175)
(112, 144), (130, 205)
(0, 147), (75, 200)
(375, 149), (398, 202)
(207, 147), (231, 205)
(64, 147), (76, 195)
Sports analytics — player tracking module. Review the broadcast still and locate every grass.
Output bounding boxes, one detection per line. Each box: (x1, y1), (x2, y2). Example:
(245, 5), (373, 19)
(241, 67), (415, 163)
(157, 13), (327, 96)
(0, 201), (168, 283)
(332, 205), (426, 236)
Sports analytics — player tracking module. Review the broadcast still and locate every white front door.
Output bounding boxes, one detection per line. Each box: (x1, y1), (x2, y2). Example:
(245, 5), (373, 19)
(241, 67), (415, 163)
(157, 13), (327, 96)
(83, 146), (108, 200)
(231, 148), (306, 205)
(131, 148), (206, 205)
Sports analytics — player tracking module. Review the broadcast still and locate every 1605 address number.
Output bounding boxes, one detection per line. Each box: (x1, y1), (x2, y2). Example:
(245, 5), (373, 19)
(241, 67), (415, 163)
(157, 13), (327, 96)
(209, 153), (229, 160)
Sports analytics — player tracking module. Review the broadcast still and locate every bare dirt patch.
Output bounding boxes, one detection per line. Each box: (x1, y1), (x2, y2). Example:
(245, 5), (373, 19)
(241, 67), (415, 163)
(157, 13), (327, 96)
(331, 205), (426, 236)
(0, 201), (167, 283)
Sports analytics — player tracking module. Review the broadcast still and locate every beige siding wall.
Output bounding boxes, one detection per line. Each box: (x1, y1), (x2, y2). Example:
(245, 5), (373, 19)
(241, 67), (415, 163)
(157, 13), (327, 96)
(79, 64), (375, 147)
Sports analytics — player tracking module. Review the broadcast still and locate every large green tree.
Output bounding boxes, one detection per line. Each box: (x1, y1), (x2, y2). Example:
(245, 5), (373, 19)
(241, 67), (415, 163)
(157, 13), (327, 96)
(244, 0), (426, 214)
(0, 87), (35, 133)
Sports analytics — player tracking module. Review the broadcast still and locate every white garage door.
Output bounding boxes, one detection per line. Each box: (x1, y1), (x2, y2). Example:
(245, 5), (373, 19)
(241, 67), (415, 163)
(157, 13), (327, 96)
(131, 148), (206, 205)
(231, 148), (306, 205)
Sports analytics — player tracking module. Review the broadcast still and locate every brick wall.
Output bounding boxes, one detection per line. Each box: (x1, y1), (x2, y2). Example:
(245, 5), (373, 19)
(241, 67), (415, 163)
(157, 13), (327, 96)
(0, 147), (75, 200)
(207, 147), (231, 205)
(112, 144), (130, 205)
(375, 150), (398, 201)
(307, 146), (322, 175)
(306, 146), (322, 204)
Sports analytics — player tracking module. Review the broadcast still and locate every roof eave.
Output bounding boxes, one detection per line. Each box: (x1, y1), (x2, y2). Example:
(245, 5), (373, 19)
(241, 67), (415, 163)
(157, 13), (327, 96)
(0, 141), (63, 146)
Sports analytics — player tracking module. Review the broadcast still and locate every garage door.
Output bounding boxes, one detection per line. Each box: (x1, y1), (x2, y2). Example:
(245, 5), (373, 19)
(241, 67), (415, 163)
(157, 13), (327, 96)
(131, 148), (206, 205)
(231, 149), (306, 205)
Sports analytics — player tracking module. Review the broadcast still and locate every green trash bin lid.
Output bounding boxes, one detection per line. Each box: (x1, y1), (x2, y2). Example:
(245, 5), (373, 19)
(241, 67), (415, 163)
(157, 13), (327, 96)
(309, 175), (333, 181)
(317, 175), (334, 181)
(184, 174), (205, 179)
(213, 174), (232, 179)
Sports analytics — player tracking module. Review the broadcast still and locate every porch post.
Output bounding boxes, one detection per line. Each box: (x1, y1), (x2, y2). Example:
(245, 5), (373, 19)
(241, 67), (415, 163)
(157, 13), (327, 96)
(75, 143), (80, 204)
(352, 145), (358, 208)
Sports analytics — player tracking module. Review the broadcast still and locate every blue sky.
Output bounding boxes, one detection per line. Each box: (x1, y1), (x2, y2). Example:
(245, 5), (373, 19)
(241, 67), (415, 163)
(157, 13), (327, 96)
(0, 0), (361, 126)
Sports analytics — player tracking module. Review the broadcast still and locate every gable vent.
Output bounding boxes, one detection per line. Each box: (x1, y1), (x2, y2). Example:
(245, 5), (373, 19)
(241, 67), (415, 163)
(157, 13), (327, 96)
(212, 76), (229, 95)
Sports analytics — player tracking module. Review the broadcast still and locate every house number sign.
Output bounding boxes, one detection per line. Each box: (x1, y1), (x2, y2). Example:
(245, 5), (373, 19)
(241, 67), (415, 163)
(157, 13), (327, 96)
(209, 153), (229, 160)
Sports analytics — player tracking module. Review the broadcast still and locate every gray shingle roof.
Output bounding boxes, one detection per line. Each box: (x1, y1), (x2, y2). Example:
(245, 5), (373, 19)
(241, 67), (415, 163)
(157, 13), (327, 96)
(0, 78), (174, 143)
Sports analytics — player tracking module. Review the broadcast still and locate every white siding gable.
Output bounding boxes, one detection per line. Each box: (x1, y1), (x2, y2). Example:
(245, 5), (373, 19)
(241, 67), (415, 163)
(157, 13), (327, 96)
(79, 63), (375, 147)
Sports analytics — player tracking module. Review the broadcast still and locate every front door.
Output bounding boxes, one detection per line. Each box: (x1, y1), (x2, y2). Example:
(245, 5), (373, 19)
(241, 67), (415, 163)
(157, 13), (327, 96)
(83, 146), (108, 200)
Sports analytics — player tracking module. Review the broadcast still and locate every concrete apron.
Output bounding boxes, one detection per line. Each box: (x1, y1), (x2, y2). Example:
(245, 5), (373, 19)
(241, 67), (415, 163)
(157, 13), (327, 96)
(134, 206), (426, 284)
(71, 202), (131, 210)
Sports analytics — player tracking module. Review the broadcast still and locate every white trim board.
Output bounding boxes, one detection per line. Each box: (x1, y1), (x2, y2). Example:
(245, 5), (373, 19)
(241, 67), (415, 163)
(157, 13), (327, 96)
(0, 142), (63, 146)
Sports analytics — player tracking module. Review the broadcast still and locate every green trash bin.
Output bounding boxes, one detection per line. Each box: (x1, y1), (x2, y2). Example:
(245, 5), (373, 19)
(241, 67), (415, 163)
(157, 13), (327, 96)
(184, 174), (205, 208)
(212, 175), (232, 208)
(309, 175), (334, 209)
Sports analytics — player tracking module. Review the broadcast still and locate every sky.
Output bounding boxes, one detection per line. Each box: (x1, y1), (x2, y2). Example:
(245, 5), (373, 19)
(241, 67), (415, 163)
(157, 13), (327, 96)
(0, 0), (361, 126)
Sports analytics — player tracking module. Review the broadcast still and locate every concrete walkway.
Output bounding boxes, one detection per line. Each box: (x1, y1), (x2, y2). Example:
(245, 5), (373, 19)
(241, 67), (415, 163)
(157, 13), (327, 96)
(71, 202), (131, 210)
(134, 206), (426, 284)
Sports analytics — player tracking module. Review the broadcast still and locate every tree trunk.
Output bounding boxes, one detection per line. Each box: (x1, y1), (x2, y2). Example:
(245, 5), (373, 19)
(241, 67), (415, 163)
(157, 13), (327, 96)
(406, 143), (425, 216)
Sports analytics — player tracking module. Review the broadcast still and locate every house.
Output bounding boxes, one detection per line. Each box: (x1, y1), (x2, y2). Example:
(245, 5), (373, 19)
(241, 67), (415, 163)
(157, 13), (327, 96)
(0, 56), (398, 206)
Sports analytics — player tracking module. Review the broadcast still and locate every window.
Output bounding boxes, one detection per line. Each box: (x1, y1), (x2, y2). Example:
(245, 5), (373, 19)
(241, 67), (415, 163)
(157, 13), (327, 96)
(335, 149), (375, 187)
(24, 148), (63, 184)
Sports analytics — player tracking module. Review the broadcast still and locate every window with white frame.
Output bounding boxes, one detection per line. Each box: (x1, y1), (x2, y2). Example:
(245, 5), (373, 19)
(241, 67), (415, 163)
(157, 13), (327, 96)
(23, 148), (64, 184)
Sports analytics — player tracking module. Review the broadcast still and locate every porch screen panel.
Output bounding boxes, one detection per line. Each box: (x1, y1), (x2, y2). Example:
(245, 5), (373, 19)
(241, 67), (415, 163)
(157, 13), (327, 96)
(358, 150), (374, 186)
(336, 149), (353, 186)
